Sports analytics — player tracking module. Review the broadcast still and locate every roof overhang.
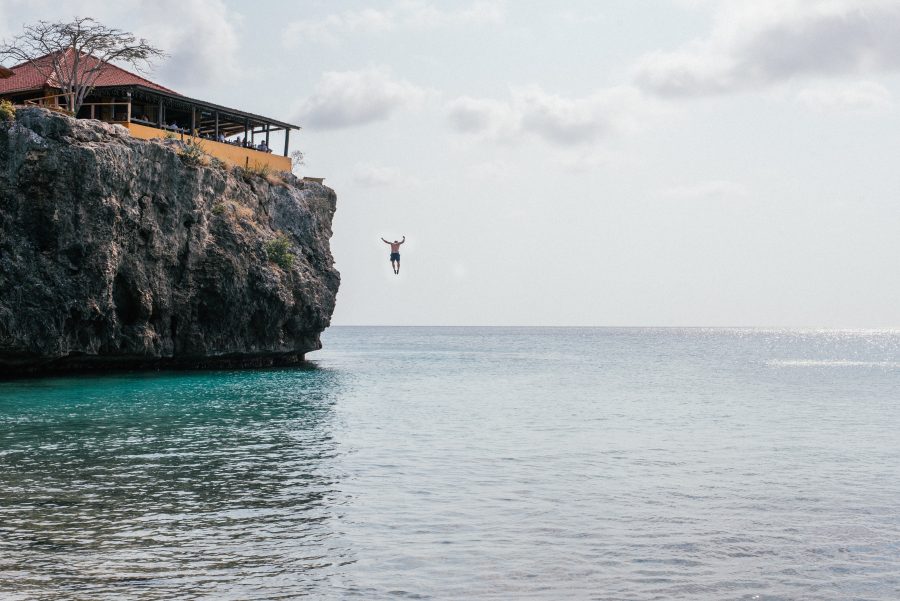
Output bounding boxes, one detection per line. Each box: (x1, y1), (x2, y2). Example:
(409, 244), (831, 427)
(103, 84), (300, 131)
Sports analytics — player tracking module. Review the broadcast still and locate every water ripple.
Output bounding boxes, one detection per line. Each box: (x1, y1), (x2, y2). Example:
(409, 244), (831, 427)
(1, 328), (900, 599)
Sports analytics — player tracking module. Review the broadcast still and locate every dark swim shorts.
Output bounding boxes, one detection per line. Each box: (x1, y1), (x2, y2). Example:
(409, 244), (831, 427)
(390, 252), (401, 261)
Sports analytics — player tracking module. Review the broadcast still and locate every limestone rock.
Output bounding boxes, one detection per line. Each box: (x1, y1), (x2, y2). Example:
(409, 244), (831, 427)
(0, 107), (339, 375)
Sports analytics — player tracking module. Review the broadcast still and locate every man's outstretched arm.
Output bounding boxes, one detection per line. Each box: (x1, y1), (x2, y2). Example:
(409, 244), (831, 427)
(399, 236), (406, 245)
(381, 238), (390, 244)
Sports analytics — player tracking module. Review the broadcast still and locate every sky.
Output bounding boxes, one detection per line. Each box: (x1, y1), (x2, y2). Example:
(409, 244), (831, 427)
(2, 0), (899, 327)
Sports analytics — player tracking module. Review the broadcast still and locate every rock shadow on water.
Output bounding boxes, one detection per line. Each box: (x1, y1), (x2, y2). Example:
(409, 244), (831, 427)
(0, 364), (354, 598)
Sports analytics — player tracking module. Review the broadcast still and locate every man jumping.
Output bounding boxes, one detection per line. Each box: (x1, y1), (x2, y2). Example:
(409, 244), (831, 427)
(381, 236), (405, 274)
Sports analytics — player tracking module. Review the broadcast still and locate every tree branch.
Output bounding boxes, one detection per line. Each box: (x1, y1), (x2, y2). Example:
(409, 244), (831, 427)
(0, 17), (166, 113)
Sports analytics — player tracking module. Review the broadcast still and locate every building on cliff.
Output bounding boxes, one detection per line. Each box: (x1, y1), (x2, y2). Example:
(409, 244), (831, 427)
(0, 50), (297, 172)
(0, 108), (339, 375)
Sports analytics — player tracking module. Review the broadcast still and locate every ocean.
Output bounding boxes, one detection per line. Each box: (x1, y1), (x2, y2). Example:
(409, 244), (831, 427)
(1, 327), (899, 600)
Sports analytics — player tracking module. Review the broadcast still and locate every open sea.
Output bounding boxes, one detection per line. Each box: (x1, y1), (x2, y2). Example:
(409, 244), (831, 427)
(1, 327), (899, 600)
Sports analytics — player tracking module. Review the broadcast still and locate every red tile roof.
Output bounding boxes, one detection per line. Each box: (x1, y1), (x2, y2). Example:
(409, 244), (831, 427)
(0, 49), (177, 96)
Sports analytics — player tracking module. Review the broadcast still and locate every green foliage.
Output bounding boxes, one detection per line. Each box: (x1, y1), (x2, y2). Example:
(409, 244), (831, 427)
(234, 161), (272, 183)
(178, 138), (207, 166)
(265, 234), (294, 269)
(247, 162), (271, 177)
(211, 202), (226, 216)
(0, 99), (15, 122)
(164, 131), (176, 140)
(210, 156), (226, 170)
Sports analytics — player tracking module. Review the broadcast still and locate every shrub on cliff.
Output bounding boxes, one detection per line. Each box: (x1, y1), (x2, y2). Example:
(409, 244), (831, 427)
(0, 100), (15, 122)
(265, 233), (295, 269)
(178, 138), (207, 167)
(235, 162), (271, 180)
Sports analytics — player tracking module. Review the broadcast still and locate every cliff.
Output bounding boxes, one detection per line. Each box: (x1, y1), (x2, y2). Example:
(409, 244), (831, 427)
(0, 107), (339, 376)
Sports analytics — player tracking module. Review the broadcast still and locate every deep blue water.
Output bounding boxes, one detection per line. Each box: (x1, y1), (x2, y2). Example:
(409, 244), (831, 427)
(1, 327), (899, 600)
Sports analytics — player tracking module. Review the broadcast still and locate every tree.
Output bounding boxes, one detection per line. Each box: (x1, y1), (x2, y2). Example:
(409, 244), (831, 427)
(290, 150), (306, 174)
(0, 17), (165, 114)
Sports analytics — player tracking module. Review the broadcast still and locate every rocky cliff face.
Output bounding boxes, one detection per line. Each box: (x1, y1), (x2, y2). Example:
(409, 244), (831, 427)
(0, 108), (339, 375)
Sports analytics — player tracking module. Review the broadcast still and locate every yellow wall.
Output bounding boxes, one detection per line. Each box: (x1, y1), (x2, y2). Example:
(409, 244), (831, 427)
(124, 122), (291, 172)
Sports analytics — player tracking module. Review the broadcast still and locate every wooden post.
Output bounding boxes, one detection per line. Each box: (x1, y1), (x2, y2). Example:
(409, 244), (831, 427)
(127, 94), (132, 123)
(158, 99), (163, 128)
(265, 123), (270, 147)
(191, 107), (196, 135)
(90, 104), (95, 120)
(284, 129), (290, 156)
(215, 111), (219, 139)
(245, 118), (249, 145)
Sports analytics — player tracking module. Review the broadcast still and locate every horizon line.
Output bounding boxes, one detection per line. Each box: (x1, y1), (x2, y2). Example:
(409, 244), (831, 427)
(327, 325), (900, 331)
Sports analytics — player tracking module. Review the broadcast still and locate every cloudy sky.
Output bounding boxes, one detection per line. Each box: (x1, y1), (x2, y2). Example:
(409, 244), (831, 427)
(3, 0), (899, 326)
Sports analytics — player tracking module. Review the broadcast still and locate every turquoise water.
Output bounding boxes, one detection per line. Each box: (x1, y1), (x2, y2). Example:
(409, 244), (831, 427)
(2, 327), (900, 600)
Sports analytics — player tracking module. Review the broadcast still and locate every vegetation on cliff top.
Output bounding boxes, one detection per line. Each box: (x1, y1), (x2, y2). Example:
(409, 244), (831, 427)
(0, 99), (15, 122)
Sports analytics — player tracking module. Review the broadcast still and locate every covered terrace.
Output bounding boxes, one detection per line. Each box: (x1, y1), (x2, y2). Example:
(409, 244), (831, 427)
(0, 52), (299, 171)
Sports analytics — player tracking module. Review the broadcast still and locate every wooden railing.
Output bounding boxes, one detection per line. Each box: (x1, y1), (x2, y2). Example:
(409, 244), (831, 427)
(24, 93), (131, 120)
(24, 93), (71, 107)
(24, 93), (74, 114)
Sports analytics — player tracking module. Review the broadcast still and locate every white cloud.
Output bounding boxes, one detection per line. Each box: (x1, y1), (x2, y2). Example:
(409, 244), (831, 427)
(284, 8), (395, 44)
(284, 1), (504, 45)
(466, 159), (517, 181)
(450, 262), (468, 280)
(146, 0), (242, 88)
(446, 85), (661, 146)
(296, 67), (429, 130)
(795, 80), (893, 112)
(662, 180), (750, 201)
(0, 0), (242, 89)
(670, 0), (722, 8)
(635, 0), (900, 97)
(353, 163), (420, 187)
(556, 150), (616, 174)
(634, 46), (737, 97)
(0, 7), (10, 39)
(555, 9), (607, 25)
(446, 96), (517, 137)
(400, 0), (504, 28)
(518, 88), (619, 145)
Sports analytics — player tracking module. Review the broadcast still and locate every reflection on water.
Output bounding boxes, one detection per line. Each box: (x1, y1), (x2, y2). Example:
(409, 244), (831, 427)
(2, 328), (900, 600)
(0, 368), (347, 600)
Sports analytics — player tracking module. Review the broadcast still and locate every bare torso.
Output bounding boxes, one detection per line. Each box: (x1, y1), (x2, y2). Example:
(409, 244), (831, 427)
(384, 239), (404, 253)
